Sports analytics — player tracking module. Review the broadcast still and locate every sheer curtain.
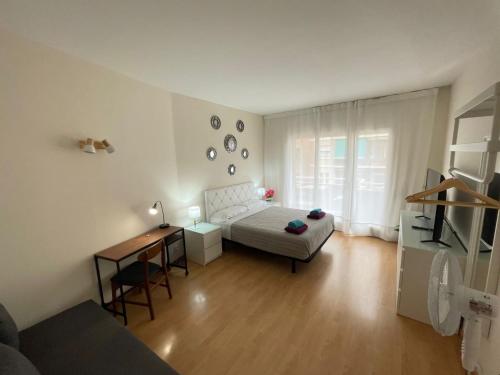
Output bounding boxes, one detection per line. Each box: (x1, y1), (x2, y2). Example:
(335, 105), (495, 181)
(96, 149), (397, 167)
(264, 89), (437, 241)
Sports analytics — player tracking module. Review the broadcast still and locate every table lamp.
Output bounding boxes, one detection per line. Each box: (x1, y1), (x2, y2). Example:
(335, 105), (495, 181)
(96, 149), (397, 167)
(257, 187), (266, 199)
(188, 206), (201, 228)
(149, 201), (169, 228)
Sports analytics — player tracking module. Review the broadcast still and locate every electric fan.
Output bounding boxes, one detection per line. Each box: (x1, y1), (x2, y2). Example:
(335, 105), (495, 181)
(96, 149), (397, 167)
(428, 249), (499, 373)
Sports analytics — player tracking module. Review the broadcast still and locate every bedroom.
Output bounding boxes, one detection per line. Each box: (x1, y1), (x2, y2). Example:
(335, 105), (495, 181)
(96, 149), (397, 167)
(0, 1), (500, 374)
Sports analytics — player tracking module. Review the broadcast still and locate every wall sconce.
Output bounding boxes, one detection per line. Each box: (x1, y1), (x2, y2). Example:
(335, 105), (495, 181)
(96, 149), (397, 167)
(79, 138), (116, 154)
(82, 138), (96, 154)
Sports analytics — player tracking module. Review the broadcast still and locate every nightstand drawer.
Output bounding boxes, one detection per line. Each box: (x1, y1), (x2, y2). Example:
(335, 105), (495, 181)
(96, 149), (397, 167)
(205, 242), (222, 264)
(203, 228), (222, 248)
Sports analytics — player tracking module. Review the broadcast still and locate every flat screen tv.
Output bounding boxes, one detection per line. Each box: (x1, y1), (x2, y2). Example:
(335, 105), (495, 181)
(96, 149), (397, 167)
(415, 168), (448, 246)
(449, 173), (500, 252)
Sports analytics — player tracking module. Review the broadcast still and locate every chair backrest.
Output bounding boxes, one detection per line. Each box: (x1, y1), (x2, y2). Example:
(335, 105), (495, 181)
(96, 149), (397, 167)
(137, 239), (164, 263)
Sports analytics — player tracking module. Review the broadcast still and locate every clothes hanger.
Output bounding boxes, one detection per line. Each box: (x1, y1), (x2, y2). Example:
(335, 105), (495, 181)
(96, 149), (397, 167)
(406, 178), (500, 209)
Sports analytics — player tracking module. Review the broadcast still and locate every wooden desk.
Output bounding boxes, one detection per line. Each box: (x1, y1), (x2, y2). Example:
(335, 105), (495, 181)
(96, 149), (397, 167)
(94, 226), (188, 325)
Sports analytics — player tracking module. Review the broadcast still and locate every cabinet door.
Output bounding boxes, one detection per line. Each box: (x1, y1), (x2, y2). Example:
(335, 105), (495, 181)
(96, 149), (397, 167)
(398, 248), (432, 324)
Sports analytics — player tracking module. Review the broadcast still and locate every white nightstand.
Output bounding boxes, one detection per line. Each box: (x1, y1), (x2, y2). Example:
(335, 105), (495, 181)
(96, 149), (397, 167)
(185, 223), (222, 266)
(264, 200), (281, 207)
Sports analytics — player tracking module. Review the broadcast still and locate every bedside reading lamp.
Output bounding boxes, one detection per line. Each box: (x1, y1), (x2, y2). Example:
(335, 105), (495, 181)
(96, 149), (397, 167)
(149, 201), (169, 228)
(188, 206), (201, 228)
(257, 187), (266, 199)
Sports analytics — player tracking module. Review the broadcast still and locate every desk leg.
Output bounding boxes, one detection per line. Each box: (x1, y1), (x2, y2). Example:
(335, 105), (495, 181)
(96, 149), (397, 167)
(94, 256), (105, 307)
(116, 262), (128, 326)
(182, 229), (189, 276)
(165, 240), (171, 271)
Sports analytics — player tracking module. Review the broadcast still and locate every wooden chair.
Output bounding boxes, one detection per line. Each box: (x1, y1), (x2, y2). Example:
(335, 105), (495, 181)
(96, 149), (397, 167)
(111, 239), (172, 320)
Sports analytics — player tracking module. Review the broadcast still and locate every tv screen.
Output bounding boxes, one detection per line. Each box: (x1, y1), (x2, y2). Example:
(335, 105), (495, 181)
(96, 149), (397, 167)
(415, 169), (447, 245)
(482, 173), (500, 247)
(423, 168), (445, 229)
(447, 172), (500, 251)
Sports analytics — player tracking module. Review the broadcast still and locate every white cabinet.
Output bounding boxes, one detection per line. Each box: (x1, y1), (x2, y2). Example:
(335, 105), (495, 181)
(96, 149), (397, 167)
(396, 210), (467, 324)
(185, 223), (222, 266)
(264, 200), (281, 207)
(397, 211), (491, 325)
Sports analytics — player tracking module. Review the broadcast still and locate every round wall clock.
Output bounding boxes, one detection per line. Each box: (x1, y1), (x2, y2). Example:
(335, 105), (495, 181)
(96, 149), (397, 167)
(206, 146), (217, 161)
(241, 148), (249, 159)
(210, 115), (221, 130)
(228, 164), (236, 176)
(224, 134), (237, 152)
(236, 120), (245, 132)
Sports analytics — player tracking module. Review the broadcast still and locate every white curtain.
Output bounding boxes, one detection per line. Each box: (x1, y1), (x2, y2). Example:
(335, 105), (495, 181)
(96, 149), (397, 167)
(264, 89), (437, 241)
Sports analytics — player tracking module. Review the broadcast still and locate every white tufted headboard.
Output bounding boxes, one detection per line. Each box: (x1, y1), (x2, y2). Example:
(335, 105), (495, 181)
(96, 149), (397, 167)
(204, 182), (257, 220)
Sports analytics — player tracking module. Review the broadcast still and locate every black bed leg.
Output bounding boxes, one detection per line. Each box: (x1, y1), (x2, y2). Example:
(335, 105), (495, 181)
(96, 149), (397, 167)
(291, 259), (296, 274)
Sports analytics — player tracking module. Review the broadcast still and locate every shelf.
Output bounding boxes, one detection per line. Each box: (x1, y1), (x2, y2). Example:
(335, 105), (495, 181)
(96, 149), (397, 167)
(450, 140), (500, 153)
(165, 233), (184, 246)
(455, 82), (500, 119)
(170, 256), (187, 268)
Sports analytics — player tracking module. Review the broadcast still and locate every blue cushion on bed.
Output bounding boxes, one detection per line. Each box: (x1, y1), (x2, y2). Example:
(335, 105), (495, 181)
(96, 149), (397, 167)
(288, 219), (305, 229)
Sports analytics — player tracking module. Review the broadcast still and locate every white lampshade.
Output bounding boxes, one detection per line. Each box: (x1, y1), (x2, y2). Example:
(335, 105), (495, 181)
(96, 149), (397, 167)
(257, 187), (266, 198)
(188, 206), (201, 219)
(102, 139), (115, 154)
(83, 138), (96, 154)
(149, 207), (158, 215)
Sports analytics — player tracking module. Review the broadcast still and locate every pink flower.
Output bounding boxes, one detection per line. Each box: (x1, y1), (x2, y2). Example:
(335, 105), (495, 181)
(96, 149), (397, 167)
(264, 188), (275, 199)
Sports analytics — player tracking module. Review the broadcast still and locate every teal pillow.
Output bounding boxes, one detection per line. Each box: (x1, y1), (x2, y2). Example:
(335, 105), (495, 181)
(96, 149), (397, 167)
(0, 303), (19, 350)
(0, 343), (40, 375)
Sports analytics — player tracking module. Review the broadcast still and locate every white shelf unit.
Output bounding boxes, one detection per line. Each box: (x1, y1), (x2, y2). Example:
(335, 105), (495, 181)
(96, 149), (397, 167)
(449, 81), (500, 299)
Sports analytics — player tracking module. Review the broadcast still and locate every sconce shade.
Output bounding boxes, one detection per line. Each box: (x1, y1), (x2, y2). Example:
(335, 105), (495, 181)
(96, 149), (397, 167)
(83, 138), (96, 154)
(257, 187), (266, 198)
(188, 206), (201, 219)
(102, 139), (115, 154)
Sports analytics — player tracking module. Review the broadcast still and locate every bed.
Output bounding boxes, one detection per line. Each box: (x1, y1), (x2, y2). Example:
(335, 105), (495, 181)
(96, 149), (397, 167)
(204, 182), (335, 272)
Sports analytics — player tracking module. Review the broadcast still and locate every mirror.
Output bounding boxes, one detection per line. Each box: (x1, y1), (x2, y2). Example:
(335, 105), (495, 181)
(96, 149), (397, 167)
(206, 146), (217, 161)
(241, 148), (249, 159)
(228, 164), (236, 176)
(210, 115), (221, 130)
(236, 120), (245, 132)
(224, 134), (237, 153)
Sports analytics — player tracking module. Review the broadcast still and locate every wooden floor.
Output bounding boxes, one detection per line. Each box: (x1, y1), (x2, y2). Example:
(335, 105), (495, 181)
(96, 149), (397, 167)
(126, 232), (464, 375)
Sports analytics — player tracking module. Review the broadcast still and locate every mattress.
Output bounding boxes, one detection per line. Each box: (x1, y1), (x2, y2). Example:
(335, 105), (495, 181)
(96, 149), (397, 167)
(218, 206), (334, 260)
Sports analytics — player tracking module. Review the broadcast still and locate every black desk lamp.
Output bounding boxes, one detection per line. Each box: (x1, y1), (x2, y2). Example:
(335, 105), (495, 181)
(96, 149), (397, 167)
(149, 201), (170, 228)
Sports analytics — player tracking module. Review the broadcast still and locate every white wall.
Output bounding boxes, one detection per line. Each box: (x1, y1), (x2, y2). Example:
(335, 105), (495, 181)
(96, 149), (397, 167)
(427, 86), (451, 172)
(441, 42), (500, 375)
(171, 93), (263, 223)
(0, 28), (263, 329)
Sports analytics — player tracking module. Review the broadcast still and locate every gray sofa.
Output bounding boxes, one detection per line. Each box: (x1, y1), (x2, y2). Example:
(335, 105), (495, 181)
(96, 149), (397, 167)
(0, 300), (179, 375)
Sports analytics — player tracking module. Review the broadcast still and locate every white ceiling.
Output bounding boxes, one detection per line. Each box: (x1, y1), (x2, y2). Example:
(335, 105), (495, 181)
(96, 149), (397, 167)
(1, 0), (499, 115)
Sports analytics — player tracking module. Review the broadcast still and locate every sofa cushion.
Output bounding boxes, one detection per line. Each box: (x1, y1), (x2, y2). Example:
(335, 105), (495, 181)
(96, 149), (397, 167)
(0, 303), (19, 349)
(20, 300), (179, 375)
(0, 343), (40, 375)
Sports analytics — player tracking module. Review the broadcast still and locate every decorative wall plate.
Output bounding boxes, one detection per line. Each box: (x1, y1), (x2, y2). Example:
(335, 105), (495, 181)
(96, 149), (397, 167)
(224, 134), (237, 152)
(228, 164), (236, 176)
(210, 115), (221, 130)
(236, 120), (245, 132)
(241, 148), (249, 159)
(206, 146), (217, 161)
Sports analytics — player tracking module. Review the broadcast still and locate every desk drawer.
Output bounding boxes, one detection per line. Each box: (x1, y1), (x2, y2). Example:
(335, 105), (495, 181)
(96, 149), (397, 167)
(203, 229), (222, 248)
